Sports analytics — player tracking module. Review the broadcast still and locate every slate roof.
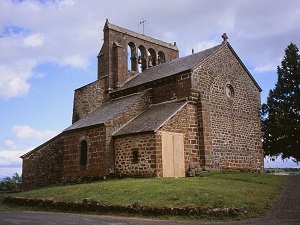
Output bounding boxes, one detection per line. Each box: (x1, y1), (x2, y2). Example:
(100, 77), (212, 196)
(116, 42), (262, 92)
(106, 20), (178, 51)
(64, 92), (146, 132)
(116, 44), (223, 91)
(112, 100), (187, 137)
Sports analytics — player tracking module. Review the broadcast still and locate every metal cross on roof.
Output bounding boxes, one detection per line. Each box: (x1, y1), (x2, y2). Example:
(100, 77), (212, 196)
(222, 33), (228, 43)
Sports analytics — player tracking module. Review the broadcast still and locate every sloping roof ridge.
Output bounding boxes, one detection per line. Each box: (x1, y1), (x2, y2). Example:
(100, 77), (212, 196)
(151, 98), (187, 106)
(153, 99), (188, 132)
(190, 43), (225, 70)
(225, 42), (262, 92)
(75, 79), (101, 91)
(110, 90), (146, 102)
(146, 43), (223, 72)
(113, 43), (224, 92)
(105, 20), (178, 51)
(181, 43), (223, 64)
(20, 132), (63, 159)
(112, 108), (149, 137)
(64, 90), (148, 132)
(112, 99), (187, 137)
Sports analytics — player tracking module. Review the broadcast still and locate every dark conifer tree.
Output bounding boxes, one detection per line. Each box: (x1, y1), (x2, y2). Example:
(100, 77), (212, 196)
(262, 43), (300, 162)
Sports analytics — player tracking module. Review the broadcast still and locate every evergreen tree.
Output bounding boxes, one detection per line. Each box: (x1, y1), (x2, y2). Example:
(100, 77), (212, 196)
(262, 43), (300, 162)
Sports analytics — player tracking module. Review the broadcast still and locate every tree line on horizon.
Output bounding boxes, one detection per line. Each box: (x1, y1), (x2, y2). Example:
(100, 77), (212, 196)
(0, 172), (22, 192)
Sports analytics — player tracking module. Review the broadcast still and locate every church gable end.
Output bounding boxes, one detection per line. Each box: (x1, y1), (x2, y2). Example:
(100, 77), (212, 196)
(192, 43), (263, 172)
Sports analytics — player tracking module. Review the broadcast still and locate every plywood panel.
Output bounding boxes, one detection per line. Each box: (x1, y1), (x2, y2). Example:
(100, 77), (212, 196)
(161, 131), (185, 178)
(174, 134), (185, 177)
(162, 132), (174, 177)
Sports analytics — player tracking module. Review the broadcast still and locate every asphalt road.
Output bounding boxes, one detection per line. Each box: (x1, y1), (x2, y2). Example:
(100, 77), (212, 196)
(0, 176), (299, 225)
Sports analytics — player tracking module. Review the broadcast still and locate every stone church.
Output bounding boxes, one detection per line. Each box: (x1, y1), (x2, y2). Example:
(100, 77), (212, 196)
(21, 20), (264, 190)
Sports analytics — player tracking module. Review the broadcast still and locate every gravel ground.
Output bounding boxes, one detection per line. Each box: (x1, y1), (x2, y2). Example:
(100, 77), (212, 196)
(219, 175), (300, 225)
(260, 175), (300, 225)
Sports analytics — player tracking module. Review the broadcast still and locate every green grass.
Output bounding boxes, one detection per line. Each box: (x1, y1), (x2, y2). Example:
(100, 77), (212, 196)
(0, 172), (287, 220)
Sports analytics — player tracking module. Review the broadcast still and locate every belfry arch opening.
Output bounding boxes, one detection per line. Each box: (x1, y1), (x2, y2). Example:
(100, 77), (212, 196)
(138, 45), (148, 72)
(158, 51), (166, 64)
(127, 42), (137, 71)
(148, 48), (157, 67)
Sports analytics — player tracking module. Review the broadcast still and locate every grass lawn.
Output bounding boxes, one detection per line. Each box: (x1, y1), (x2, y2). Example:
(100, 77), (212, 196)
(0, 172), (287, 220)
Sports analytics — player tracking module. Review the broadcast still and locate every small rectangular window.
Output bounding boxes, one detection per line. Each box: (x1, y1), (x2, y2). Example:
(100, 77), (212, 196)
(80, 140), (88, 166)
(132, 149), (139, 163)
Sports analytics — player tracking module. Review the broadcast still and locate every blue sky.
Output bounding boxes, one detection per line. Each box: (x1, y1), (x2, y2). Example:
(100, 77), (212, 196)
(1, 0), (300, 178)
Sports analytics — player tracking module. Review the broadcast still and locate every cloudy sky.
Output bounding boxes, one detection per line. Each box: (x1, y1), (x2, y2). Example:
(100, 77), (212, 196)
(1, 0), (299, 178)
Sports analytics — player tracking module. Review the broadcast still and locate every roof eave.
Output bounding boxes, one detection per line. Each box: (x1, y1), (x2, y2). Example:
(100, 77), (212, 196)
(190, 44), (224, 71)
(112, 69), (191, 95)
(226, 42), (263, 92)
(20, 133), (64, 159)
(112, 99), (188, 137)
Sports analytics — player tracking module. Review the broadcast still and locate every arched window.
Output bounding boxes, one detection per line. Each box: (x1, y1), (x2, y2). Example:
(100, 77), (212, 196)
(80, 140), (88, 166)
(158, 51), (166, 64)
(127, 42), (137, 71)
(225, 84), (235, 99)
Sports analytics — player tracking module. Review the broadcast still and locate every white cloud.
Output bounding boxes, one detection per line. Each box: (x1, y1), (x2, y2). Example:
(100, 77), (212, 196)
(58, 0), (76, 8)
(4, 139), (17, 150)
(0, 139), (34, 173)
(0, 64), (31, 100)
(0, 146), (33, 176)
(12, 125), (58, 141)
(0, 124), (57, 176)
(0, 150), (24, 167)
(24, 33), (44, 47)
(0, 0), (100, 100)
(253, 64), (277, 73)
(62, 54), (89, 68)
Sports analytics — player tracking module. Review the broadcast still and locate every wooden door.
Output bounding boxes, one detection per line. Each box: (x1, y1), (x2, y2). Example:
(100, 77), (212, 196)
(161, 131), (185, 177)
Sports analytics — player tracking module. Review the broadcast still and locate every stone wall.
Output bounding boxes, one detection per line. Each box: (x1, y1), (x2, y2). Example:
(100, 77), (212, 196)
(177, 72), (192, 99)
(72, 79), (106, 123)
(114, 133), (157, 177)
(105, 91), (151, 170)
(192, 44), (263, 172)
(63, 125), (107, 182)
(22, 134), (64, 190)
(115, 104), (192, 178)
(63, 92), (151, 181)
(151, 77), (177, 104)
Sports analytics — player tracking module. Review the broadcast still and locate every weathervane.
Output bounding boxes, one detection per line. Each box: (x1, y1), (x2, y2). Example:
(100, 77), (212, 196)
(139, 19), (148, 35)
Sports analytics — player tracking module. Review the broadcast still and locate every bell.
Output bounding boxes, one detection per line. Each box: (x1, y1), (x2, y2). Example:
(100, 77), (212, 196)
(148, 59), (153, 67)
(138, 56), (142, 64)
